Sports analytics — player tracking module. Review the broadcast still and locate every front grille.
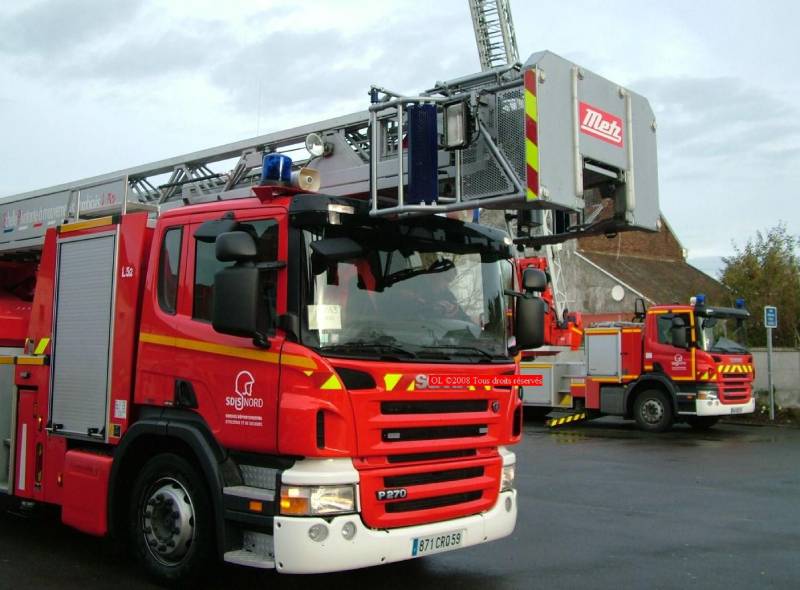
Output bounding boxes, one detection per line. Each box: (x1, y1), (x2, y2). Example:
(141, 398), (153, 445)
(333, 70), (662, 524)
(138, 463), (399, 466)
(358, 455), (502, 529)
(385, 491), (482, 513)
(387, 449), (477, 464)
(384, 467), (483, 487)
(382, 425), (488, 442)
(381, 400), (488, 414)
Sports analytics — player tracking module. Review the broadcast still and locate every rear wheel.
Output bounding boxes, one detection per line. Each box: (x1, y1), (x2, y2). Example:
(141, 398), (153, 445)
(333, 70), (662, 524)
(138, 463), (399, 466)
(633, 389), (674, 433)
(686, 416), (719, 430)
(129, 453), (215, 584)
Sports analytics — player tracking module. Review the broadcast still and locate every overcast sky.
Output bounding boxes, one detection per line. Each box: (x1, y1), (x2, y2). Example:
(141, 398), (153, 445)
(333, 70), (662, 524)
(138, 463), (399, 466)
(1, 0), (798, 275)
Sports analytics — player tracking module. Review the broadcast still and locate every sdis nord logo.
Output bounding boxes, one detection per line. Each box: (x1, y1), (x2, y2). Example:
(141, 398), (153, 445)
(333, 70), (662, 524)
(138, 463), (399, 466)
(579, 102), (624, 147)
(226, 370), (264, 411)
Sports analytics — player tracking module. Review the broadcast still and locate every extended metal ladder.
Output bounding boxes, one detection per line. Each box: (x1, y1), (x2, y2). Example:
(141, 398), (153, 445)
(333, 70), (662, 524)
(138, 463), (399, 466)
(469, 0), (520, 70)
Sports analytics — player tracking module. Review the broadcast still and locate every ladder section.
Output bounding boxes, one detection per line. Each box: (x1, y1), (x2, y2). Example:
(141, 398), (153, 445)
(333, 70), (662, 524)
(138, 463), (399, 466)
(1, 51), (661, 250)
(469, 0), (520, 70)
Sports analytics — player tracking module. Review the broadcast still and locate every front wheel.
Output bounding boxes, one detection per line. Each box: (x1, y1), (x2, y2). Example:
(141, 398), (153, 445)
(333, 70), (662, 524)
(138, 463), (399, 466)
(686, 416), (719, 431)
(633, 389), (674, 433)
(129, 453), (215, 584)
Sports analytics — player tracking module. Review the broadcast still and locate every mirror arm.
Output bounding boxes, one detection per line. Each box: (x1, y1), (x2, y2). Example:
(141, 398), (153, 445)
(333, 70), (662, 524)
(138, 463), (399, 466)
(278, 313), (300, 342)
(252, 332), (271, 349)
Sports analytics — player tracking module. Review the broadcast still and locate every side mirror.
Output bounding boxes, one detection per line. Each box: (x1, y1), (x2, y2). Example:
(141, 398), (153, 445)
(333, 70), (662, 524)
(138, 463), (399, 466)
(634, 297), (646, 320)
(216, 231), (257, 262)
(515, 296), (546, 350)
(212, 265), (265, 340)
(310, 236), (364, 261)
(522, 268), (547, 292)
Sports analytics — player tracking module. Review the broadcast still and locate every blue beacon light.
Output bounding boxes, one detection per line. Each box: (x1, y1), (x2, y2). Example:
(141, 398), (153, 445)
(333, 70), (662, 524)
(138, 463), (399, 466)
(694, 293), (706, 306)
(261, 153), (293, 185)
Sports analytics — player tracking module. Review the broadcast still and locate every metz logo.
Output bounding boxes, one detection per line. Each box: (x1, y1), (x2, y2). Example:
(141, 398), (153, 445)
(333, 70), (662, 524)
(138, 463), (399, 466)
(579, 102), (624, 147)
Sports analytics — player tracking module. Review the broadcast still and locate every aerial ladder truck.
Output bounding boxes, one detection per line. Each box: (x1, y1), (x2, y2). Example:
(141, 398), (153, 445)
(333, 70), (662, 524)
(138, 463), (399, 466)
(0, 16), (660, 582)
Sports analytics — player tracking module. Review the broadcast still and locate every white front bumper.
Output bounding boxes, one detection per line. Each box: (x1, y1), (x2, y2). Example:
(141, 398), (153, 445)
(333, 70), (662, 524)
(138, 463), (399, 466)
(273, 490), (517, 574)
(695, 397), (755, 416)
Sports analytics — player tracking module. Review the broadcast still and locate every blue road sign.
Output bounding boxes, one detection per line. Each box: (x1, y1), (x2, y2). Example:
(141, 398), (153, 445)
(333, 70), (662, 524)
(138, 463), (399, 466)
(764, 306), (778, 329)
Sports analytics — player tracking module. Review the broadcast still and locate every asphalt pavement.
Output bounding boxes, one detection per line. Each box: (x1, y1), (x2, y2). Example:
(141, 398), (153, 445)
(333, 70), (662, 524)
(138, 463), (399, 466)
(1, 418), (798, 590)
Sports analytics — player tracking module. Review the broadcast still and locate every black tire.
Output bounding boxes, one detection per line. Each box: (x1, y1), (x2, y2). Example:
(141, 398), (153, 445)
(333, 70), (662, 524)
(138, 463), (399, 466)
(524, 406), (553, 421)
(129, 453), (215, 585)
(686, 416), (719, 431)
(633, 389), (674, 433)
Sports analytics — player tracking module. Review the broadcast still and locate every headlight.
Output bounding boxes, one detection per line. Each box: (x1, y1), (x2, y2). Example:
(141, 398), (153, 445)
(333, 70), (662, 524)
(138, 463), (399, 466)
(697, 390), (718, 400)
(280, 485), (356, 516)
(501, 464), (516, 492)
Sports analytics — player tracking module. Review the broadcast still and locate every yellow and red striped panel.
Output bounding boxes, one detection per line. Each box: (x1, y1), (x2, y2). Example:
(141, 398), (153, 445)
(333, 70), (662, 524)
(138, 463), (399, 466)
(524, 68), (539, 201)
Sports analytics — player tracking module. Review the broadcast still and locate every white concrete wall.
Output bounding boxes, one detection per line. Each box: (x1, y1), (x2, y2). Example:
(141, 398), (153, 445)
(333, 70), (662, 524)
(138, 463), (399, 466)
(751, 348), (800, 408)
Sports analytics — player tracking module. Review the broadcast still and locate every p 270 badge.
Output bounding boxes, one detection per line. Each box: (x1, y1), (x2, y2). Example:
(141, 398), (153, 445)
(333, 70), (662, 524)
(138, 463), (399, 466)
(376, 488), (408, 501)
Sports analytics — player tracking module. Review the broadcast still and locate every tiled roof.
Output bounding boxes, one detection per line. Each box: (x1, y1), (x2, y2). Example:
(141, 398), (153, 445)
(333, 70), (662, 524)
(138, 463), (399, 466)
(579, 251), (727, 305)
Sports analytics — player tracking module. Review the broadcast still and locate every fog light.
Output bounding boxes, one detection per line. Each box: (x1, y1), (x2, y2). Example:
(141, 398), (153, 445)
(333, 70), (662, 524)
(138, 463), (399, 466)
(342, 521), (357, 540)
(308, 523), (329, 542)
(501, 464), (516, 492)
(505, 496), (513, 512)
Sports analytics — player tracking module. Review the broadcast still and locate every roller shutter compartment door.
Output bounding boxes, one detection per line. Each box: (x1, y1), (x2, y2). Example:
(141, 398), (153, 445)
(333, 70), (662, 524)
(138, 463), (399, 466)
(50, 233), (116, 438)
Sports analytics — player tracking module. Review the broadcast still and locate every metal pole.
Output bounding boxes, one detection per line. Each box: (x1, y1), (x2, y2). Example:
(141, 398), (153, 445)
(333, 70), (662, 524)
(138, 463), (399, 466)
(767, 326), (775, 420)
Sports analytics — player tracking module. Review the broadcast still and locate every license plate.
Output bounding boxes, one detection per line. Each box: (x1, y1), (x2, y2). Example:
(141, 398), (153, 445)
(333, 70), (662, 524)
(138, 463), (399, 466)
(730, 407), (743, 414)
(411, 529), (465, 557)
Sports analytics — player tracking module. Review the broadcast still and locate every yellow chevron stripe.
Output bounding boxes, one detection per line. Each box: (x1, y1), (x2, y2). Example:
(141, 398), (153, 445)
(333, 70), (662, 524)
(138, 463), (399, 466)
(34, 337), (50, 355)
(525, 89), (538, 121)
(525, 138), (539, 172)
(383, 373), (402, 392)
(320, 374), (343, 390)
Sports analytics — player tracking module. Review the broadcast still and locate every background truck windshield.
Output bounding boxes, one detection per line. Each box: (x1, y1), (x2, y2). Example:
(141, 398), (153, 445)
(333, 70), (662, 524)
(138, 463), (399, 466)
(300, 227), (510, 362)
(697, 314), (749, 354)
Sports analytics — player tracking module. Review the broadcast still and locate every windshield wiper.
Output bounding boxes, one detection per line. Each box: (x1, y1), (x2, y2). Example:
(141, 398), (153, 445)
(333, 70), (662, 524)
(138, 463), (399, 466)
(321, 341), (417, 359)
(419, 344), (496, 361)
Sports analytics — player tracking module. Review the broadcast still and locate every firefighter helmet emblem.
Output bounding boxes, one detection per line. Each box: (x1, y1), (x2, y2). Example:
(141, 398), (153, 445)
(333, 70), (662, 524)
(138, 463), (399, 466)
(235, 370), (255, 397)
(226, 371), (263, 411)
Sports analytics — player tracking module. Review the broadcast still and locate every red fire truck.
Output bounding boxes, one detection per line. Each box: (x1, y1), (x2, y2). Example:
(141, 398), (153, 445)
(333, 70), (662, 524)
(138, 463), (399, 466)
(1, 48), (661, 581)
(521, 297), (755, 431)
(0, 179), (546, 580)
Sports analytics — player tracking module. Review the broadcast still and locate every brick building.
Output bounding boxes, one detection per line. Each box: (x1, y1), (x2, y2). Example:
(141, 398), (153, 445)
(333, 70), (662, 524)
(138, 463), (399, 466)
(555, 216), (727, 323)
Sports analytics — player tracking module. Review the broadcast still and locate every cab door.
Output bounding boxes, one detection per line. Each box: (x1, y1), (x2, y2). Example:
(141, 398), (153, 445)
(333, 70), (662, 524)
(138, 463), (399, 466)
(139, 209), (288, 454)
(646, 310), (695, 382)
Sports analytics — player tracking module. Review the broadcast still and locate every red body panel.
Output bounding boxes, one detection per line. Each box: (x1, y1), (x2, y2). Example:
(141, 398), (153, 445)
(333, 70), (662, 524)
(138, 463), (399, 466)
(61, 450), (113, 536)
(0, 261), (36, 346)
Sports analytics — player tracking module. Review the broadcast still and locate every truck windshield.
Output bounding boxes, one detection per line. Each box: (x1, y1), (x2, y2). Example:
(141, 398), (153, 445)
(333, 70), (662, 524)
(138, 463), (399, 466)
(298, 224), (511, 363)
(696, 314), (749, 354)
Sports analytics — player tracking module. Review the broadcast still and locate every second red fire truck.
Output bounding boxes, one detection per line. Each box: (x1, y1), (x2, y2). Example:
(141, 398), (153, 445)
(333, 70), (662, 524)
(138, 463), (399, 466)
(521, 296), (755, 431)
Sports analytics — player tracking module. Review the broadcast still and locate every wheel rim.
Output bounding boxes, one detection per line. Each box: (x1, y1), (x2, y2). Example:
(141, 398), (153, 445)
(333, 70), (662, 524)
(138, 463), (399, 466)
(140, 477), (196, 566)
(640, 398), (665, 425)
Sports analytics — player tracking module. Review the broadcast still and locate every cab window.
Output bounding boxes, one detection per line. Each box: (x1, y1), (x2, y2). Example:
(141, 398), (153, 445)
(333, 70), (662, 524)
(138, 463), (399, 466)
(157, 227), (182, 314)
(193, 219), (279, 322)
(657, 313), (691, 346)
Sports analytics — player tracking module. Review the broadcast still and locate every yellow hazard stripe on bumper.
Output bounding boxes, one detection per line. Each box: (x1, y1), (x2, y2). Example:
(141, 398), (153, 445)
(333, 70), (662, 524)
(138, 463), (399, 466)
(546, 412), (587, 428)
